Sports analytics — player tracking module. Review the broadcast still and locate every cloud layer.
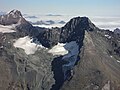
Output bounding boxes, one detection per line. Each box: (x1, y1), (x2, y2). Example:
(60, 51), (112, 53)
(24, 14), (120, 31)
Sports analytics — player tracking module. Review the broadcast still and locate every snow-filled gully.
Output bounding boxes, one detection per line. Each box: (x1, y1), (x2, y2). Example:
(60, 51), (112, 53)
(48, 41), (80, 90)
(48, 41), (79, 78)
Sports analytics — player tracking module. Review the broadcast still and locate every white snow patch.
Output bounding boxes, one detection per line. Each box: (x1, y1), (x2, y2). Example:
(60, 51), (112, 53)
(0, 25), (16, 33)
(117, 60), (120, 63)
(48, 41), (79, 57)
(0, 46), (3, 49)
(105, 35), (109, 37)
(14, 36), (45, 55)
(48, 43), (68, 56)
(110, 56), (113, 58)
(105, 35), (111, 39)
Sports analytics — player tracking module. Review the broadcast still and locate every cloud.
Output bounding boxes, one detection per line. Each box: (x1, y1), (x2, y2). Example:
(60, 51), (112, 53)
(46, 14), (62, 16)
(24, 14), (120, 31)
(90, 16), (120, 31)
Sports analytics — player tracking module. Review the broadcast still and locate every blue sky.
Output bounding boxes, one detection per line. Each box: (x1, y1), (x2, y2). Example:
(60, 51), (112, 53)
(0, 0), (120, 16)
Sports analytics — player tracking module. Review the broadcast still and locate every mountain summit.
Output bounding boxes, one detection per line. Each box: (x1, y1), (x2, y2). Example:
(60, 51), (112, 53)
(0, 10), (29, 25)
(8, 9), (22, 17)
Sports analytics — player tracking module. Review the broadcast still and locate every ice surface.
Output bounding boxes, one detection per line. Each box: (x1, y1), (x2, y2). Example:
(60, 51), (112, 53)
(62, 41), (79, 59)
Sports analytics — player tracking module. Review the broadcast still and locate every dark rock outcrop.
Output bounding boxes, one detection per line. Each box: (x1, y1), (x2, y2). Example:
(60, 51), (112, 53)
(114, 28), (120, 35)
(59, 17), (96, 43)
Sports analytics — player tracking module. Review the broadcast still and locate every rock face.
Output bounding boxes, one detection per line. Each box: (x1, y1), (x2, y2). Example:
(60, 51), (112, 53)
(114, 28), (120, 35)
(0, 10), (120, 90)
(61, 28), (120, 90)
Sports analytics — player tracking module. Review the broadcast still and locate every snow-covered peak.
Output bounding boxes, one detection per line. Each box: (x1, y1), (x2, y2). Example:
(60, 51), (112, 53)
(9, 9), (20, 14)
(8, 9), (22, 18)
(0, 10), (30, 26)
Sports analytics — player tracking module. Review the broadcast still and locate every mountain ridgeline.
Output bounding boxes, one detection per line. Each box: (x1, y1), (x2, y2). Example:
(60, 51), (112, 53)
(37, 17), (96, 48)
(0, 10), (120, 90)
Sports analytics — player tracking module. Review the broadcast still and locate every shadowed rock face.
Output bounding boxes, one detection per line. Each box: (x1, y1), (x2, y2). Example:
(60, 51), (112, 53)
(0, 10), (120, 90)
(60, 17), (96, 43)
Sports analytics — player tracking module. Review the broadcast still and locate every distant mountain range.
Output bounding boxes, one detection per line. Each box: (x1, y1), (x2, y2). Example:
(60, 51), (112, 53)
(0, 11), (6, 15)
(25, 15), (38, 19)
(46, 14), (62, 16)
(30, 20), (66, 25)
(0, 10), (120, 90)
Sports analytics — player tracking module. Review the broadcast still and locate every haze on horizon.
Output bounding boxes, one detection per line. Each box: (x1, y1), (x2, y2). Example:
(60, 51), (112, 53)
(0, 0), (120, 16)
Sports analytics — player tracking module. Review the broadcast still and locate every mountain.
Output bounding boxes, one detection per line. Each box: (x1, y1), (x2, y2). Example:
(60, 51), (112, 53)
(31, 20), (65, 27)
(0, 10), (120, 90)
(114, 28), (120, 35)
(0, 10), (24, 25)
(32, 20), (55, 25)
(25, 15), (37, 19)
(46, 14), (62, 16)
(58, 21), (66, 24)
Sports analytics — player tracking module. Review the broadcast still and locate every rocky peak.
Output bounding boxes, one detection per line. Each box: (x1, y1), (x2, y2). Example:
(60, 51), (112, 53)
(63, 17), (96, 31)
(114, 28), (120, 35)
(0, 10), (33, 36)
(8, 9), (22, 18)
(59, 17), (96, 44)
(0, 9), (28, 25)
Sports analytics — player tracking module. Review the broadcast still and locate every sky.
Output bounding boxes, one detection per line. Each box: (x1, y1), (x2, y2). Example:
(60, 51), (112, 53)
(0, 0), (120, 16)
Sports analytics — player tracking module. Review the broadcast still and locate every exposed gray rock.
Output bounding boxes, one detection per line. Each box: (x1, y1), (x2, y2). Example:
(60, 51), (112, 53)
(114, 28), (120, 35)
(0, 10), (23, 25)
(0, 10), (120, 90)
